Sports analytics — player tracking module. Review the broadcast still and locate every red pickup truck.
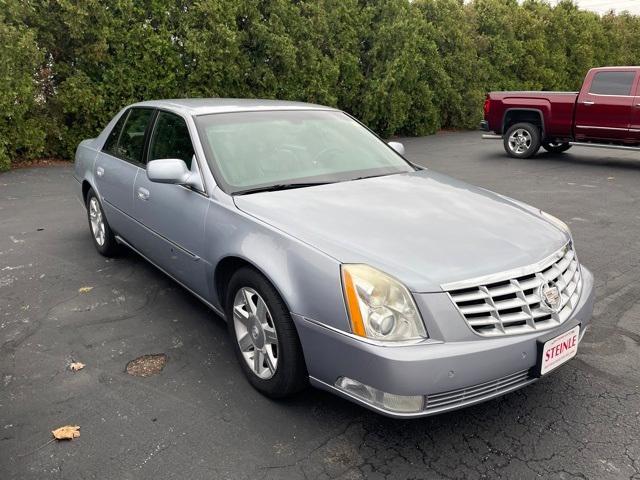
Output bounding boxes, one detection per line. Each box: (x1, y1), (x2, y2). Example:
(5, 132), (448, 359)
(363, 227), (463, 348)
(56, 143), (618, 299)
(481, 66), (640, 158)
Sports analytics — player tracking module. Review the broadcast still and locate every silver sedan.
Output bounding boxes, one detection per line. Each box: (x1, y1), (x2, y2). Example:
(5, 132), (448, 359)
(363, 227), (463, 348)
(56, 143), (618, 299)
(74, 99), (594, 418)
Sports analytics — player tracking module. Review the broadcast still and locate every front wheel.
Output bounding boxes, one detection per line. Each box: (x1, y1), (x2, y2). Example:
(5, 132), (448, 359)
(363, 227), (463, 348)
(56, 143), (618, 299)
(503, 122), (541, 159)
(226, 267), (307, 398)
(542, 141), (572, 153)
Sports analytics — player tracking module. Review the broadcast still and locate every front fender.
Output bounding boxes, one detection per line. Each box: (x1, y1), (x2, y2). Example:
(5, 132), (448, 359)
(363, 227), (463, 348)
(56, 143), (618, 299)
(204, 195), (349, 332)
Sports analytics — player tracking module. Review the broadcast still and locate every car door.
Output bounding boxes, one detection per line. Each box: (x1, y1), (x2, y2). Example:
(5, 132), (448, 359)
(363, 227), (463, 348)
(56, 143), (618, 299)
(574, 70), (637, 141)
(95, 107), (154, 240)
(630, 79), (640, 142)
(131, 110), (210, 297)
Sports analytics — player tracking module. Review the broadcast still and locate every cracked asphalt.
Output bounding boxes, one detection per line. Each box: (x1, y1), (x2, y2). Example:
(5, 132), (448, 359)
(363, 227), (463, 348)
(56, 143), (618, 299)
(1, 131), (640, 479)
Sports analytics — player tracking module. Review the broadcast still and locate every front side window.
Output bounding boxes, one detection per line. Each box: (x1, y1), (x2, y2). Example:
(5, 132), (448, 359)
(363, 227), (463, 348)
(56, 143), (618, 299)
(589, 71), (636, 96)
(148, 111), (195, 169)
(195, 110), (415, 193)
(110, 108), (154, 163)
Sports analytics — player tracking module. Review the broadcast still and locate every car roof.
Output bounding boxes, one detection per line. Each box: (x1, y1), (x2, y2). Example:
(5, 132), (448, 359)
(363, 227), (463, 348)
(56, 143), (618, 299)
(130, 98), (338, 116)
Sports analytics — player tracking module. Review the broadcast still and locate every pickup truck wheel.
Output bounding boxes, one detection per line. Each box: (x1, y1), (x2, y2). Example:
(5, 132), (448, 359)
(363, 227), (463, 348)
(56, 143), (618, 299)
(86, 188), (119, 257)
(542, 142), (572, 153)
(226, 267), (307, 398)
(504, 123), (541, 159)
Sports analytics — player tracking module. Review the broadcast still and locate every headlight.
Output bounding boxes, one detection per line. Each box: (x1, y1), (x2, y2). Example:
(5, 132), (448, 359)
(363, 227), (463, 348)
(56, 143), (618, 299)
(540, 210), (571, 236)
(341, 264), (427, 342)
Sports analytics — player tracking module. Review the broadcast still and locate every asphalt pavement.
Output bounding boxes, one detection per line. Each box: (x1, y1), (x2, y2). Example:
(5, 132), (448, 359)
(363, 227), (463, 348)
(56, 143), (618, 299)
(1, 131), (639, 479)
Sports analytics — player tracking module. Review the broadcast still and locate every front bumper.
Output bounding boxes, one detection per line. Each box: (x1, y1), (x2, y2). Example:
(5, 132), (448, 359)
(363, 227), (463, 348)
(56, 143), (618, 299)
(294, 266), (595, 418)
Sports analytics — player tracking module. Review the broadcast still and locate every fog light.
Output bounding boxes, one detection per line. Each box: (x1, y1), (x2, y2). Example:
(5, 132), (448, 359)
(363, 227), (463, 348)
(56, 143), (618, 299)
(335, 377), (424, 414)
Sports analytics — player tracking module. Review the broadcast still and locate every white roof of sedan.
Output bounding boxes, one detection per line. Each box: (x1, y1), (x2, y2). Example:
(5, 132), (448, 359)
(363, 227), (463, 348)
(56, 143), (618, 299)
(131, 98), (337, 115)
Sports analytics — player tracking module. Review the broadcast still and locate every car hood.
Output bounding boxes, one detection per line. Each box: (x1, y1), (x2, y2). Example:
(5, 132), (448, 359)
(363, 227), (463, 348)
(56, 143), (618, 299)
(233, 170), (569, 292)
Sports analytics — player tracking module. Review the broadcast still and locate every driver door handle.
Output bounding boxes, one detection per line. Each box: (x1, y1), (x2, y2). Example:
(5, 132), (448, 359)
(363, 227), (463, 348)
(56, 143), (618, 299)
(137, 187), (150, 201)
(582, 101), (595, 106)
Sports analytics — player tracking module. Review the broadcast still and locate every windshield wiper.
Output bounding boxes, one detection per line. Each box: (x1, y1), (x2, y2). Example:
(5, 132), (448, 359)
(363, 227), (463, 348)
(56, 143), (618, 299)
(349, 172), (400, 182)
(233, 182), (332, 195)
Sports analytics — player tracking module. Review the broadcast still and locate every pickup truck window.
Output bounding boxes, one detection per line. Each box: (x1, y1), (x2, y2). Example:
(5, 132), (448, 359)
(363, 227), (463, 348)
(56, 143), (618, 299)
(589, 71), (636, 96)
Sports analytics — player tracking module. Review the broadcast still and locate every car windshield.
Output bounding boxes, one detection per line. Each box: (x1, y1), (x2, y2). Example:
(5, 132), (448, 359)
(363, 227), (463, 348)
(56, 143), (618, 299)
(195, 110), (415, 194)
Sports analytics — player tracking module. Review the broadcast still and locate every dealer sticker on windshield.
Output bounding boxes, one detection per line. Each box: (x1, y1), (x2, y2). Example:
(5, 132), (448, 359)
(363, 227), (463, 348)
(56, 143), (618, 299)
(540, 325), (580, 375)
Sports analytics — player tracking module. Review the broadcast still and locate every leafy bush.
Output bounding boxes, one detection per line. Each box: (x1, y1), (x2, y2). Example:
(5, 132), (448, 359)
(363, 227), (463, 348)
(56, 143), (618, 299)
(0, 5), (45, 170)
(2, 0), (639, 170)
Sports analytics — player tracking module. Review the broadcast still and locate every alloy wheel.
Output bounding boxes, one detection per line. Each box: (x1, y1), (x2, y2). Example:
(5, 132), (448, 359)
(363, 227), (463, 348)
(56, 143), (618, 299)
(89, 197), (106, 246)
(508, 128), (532, 154)
(233, 287), (279, 379)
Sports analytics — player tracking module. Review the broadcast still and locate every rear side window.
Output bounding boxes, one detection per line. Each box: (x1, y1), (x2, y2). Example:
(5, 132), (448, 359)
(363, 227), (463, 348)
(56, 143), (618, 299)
(589, 71), (636, 96)
(116, 108), (154, 163)
(103, 111), (129, 156)
(148, 111), (195, 169)
(103, 108), (154, 163)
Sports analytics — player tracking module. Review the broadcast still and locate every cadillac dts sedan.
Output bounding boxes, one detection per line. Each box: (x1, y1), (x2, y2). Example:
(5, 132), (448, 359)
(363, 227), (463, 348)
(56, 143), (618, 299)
(73, 99), (594, 417)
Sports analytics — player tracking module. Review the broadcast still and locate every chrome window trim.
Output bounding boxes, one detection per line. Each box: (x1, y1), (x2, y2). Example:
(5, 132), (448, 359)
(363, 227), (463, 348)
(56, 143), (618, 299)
(585, 93), (635, 98)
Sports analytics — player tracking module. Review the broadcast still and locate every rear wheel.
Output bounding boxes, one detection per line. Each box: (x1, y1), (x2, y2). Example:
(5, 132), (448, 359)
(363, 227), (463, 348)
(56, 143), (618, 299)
(542, 141), (572, 153)
(504, 122), (541, 159)
(86, 188), (119, 257)
(226, 267), (307, 398)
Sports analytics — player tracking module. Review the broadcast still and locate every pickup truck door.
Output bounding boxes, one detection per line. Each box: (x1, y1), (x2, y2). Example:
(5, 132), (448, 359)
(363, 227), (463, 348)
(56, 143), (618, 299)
(631, 82), (640, 141)
(131, 110), (210, 298)
(95, 107), (154, 241)
(574, 70), (638, 141)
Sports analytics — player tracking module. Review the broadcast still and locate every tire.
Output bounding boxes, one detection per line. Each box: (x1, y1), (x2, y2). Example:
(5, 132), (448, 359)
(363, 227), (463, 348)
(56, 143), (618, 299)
(225, 267), (307, 398)
(85, 188), (120, 257)
(542, 141), (572, 153)
(503, 122), (541, 159)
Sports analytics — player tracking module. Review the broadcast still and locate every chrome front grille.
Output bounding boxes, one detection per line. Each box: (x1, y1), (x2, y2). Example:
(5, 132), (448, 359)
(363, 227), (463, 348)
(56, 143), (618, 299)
(446, 243), (582, 337)
(425, 370), (534, 413)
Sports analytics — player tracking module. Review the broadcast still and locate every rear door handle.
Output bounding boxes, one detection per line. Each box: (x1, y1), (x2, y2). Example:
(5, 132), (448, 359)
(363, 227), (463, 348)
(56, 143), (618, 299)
(96, 166), (104, 177)
(137, 187), (150, 201)
(582, 101), (595, 106)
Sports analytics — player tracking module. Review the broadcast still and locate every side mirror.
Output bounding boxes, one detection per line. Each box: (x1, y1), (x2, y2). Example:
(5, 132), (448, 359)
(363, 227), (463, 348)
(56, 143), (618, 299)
(388, 141), (405, 156)
(147, 158), (197, 187)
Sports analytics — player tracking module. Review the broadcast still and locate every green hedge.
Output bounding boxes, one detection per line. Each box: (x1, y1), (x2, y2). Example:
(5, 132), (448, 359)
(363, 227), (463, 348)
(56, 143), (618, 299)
(2, 0), (640, 170)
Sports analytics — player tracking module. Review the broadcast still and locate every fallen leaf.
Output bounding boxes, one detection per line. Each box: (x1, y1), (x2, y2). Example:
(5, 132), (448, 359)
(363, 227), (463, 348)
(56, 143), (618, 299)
(69, 362), (85, 372)
(52, 425), (80, 440)
(78, 286), (93, 293)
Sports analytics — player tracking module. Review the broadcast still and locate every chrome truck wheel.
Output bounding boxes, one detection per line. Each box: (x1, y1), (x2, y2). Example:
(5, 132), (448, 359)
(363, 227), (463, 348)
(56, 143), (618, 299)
(508, 129), (532, 155)
(503, 122), (541, 159)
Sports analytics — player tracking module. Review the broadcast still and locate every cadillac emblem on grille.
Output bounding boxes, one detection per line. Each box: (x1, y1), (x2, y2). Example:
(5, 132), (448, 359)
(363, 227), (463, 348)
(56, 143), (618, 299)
(540, 283), (562, 312)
